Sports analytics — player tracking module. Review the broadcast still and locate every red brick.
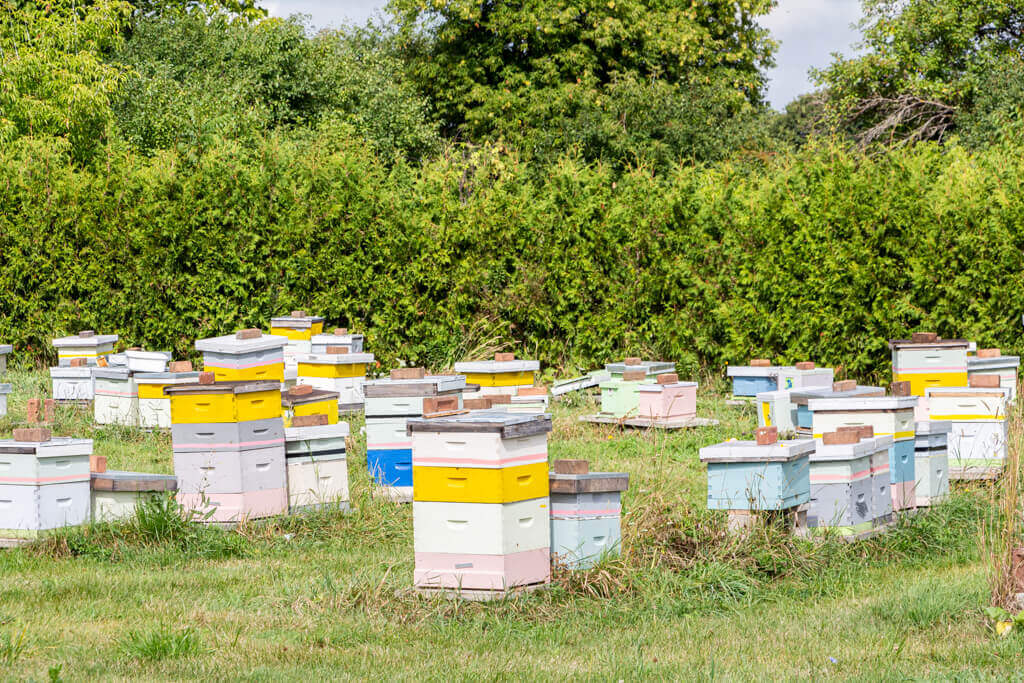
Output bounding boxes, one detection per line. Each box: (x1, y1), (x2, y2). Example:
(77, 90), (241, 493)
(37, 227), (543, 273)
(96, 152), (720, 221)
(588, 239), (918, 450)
(43, 399), (55, 424)
(78, 330), (95, 338)
(291, 310), (306, 318)
(14, 427), (51, 443)
(970, 374), (1001, 388)
(978, 348), (1002, 359)
(622, 369), (646, 381)
(26, 399), (40, 424)
(235, 328), (262, 340)
(553, 460), (589, 475)
(90, 454), (107, 473)
(624, 357), (642, 366)
(333, 328), (349, 336)
(489, 394), (512, 405)
(749, 359), (771, 367)
(288, 384), (314, 397)
(495, 352), (516, 362)
(423, 396), (459, 415)
(838, 425), (874, 439)
(390, 367), (426, 380)
(656, 373), (679, 385)
(198, 372), (215, 385)
(795, 361), (816, 371)
(755, 426), (778, 445)
(823, 430), (859, 445)
(70, 358), (87, 367)
(516, 386), (548, 396)
(832, 380), (856, 392)
(911, 332), (938, 343)
(168, 360), (193, 373)
(463, 397), (493, 410)
(890, 381), (911, 397)
(325, 346), (350, 355)
(291, 414), (328, 427)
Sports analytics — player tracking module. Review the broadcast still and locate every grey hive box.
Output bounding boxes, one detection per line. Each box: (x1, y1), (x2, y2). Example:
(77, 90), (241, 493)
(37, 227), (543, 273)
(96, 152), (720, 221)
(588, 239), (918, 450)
(0, 437), (93, 539)
(549, 469), (629, 570)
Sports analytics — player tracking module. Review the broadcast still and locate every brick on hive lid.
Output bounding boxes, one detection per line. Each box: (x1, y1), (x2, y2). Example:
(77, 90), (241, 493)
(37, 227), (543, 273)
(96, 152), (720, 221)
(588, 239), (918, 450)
(517, 386), (548, 396)
(291, 310), (306, 318)
(495, 352), (516, 362)
(90, 454), (107, 473)
(169, 360), (193, 373)
(832, 380), (856, 392)
(423, 395), (459, 416)
(14, 427), (51, 443)
(288, 384), (314, 397)
(489, 393), (512, 405)
(325, 346), (350, 354)
(795, 361), (816, 371)
(838, 425), (874, 440)
(78, 330), (95, 338)
(390, 367), (425, 380)
(978, 348), (1002, 359)
(624, 357), (642, 366)
(822, 430), (859, 445)
(622, 369), (646, 381)
(911, 332), (938, 343)
(657, 373), (679, 385)
(198, 372), (215, 385)
(749, 359), (771, 367)
(553, 459), (589, 475)
(70, 358), (87, 367)
(755, 426), (778, 445)
(333, 328), (348, 336)
(236, 328), (262, 340)
(970, 374), (1001, 388)
(463, 397), (493, 410)
(96, 356), (108, 368)
(890, 381), (911, 397)
(291, 414), (328, 427)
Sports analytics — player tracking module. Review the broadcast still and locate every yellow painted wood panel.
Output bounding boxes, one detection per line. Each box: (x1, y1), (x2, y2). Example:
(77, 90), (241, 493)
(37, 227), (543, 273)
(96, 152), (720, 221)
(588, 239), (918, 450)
(464, 371), (535, 387)
(413, 462), (548, 504)
(170, 390), (281, 424)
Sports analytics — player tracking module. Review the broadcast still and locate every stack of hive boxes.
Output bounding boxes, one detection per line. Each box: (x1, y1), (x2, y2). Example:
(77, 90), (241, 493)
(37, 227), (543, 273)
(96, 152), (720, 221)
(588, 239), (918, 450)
(967, 348), (1019, 401)
(296, 349), (375, 411)
(914, 421), (951, 507)
(0, 428), (92, 544)
(807, 427), (893, 538)
(93, 350), (173, 426)
(0, 344), (10, 418)
(409, 411), (553, 595)
(455, 353), (540, 401)
(926, 376), (1010, 476)
(270, 311), (325, 386)
(699, 426), (813, 531)
(280, 385), (339, 428)
(363, 370), (467, 500)
(135, 362), (200, 429)
(51, 331), (118, 402)
(196, 329), (287, 383)
(807, 392), (918, 512)
(637, 373), (698, 421)
(311, 328), (364, 354)
(165, 378), (287, 523)
(889, 333), (970, 419)
(549, 459), (629, 569)
(284, 414), (350, 513)
(91, 466), (178, 522)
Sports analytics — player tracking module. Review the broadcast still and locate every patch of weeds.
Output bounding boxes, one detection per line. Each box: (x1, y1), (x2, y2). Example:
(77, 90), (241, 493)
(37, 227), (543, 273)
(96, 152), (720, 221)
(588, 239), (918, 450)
(0, 628), (29, 665)
(871, 578), (983, 631)
(119, 626), (204, 662)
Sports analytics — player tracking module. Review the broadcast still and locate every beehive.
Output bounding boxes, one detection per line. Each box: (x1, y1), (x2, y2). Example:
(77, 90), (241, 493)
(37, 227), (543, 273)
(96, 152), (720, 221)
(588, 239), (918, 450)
(806, 396), (918, 511)
(926, 386), (1010, 472)
(889, 336), (970, 397)
(310, 331), (364, 354)
(408, 411), (552, 593)
(166, 380), (287, 523)
(270, 312), (326, 371)
(637, 378), (697, 420)
(52, 332), (117, 367)
(604, 360), (675, 380)
(91, 471), (177, 523)
(50, 366), (94, 402)
(92, 367), (138, 427)
(0, 383), (10, 419)
(549, 461), (629, 569)
(195, 331), (288, 383)
(914, 421), (950, 507)
(808, 434), (893, 536)
(967, 353), (1020, 401)
(363, 373), (468, 498)
(135, 370), (201, 429)
(508, 387), (550, 414)
(787, 385), (885, 435)
(454, 356), (539, 398)
(283, 422), (350, 512)
(295, 352), (375, 408)
(0, 435), (92, 540)
(699, 438), (813, 511)
(726, 364), (781, 398)
(125, 350), (171, 374)
(280, 388), (339, 427)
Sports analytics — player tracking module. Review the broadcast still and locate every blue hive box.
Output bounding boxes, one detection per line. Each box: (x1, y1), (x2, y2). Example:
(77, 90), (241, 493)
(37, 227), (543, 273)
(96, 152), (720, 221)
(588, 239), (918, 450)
(699, 438), (814, 511)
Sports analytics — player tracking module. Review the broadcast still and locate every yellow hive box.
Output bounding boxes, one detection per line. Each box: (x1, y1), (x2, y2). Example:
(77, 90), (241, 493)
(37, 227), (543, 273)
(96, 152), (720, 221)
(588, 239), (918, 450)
(280, 389), (340, 427)
(412, 462), (548, 504)
(464, 371), (535, 387)
(207, 363), (285, 383)
(297, 362), (366, 379)
(892, 372), (968, 397)
(270, 323), (324, 341)
(165, 381), (282, 424)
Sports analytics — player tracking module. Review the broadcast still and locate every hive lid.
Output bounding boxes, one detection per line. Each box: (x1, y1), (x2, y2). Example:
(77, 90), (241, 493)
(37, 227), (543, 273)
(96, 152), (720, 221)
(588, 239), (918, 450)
(453, 360), (540, 373)
(604, 360), (675, 374)
(91, 367), (133, 381)
(0, 437), (93, 456)
(195, 333), (288, 354)
(699, 438), (815, 463)
(134, 371), (202, 383)
(280, 388), (340, 407)
(362, 375), (468, 397)
(807, 395), (918, 412)
(52, 334), (118, 348)
(271, 314), (326, 329)
(296, 352), (375, 365)
(967, 355), (1020, 370)
(163, 380), (282, 396)
(549, 471), (630, 494)
(811, 436), (893, 461)
(91, 471), (177, 492)
(916, 420), (952, 435)
(407, 411), (552, 438)
(49, 366), (92, 378)
(790, 385), (885, 406)
(888, 338), (970, 350)
(284, 422), (351, 441)
(310, 333), (364, 344)
(726, 365), (786, 378)
(637, 381), (698, 392)
(107, 353), (128, 366)
(0, 344), (11, 355)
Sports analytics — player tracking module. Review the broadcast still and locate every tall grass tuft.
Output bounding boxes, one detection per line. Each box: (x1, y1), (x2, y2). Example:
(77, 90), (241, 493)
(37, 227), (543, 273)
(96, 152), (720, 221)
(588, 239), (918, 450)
(119, 626), (204, 661)
(985, 387), (1024, 611)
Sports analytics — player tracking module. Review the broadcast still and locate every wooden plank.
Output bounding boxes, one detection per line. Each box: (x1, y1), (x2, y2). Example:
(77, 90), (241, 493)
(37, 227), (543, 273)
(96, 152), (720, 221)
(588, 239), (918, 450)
(578, 414), (719, 430)
(363, 384), (469, 399)
(91, 471), (177, 493)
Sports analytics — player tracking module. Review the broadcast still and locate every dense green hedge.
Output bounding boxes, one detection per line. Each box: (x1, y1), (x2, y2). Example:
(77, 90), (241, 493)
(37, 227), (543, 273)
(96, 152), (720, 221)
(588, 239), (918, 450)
(1, 136), (1023, 380)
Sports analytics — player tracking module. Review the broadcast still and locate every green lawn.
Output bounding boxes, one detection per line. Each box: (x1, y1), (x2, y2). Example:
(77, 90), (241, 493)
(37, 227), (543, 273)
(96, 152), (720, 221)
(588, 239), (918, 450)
(0, 369), (1017, 680)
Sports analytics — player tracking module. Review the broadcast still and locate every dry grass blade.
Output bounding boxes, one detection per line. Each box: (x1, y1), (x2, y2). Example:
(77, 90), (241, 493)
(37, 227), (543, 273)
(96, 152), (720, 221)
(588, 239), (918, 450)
(985, 385), (1024, 611)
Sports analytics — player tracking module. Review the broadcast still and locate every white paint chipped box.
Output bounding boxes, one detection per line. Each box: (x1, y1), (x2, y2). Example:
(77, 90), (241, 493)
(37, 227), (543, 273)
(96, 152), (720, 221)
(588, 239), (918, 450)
(51, 366), (94, 401)
(0, 343), (11, 375)
(0, 383), (10, 418)
(93, 367), (138, 426)
(310, 333), (364, 354)
(284, 423), (350, 459)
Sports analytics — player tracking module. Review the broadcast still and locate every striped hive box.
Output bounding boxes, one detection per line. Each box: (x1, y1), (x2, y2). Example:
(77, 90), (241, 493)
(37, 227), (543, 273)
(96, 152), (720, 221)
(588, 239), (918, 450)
(637, 381), (697, 420)
(92, 367), (138, 427)
(296, 352), (375, 408)
(196, 332), (288, 383)
(408, 411), (552, 592)
(310, 332), (364, 354)
(699, 439), (813, 511)
(787, 385), (886, 435)
(889, 338), (970, 397)
(280, 388), (339, 427)
(926, 386), (1010, 472)
(165, 380), (286, 522)
(604, 361), (676, 380)
(808, 437), (885, 536)
(135, 370), (201, 429)
(283, 422), (350, 512)
(807, 396), (918, 511)
(0, 437), (92, 540)
(52, 333), (117, 367)
(454, 359), (539, 398)
(549, 469), (629, 570)
(0, 343), (11, 375)
(91, 471), (177, 523)
(756, 390), (797, 433)
(50, 366), (94, 402)
(967, 354), (1020, 402)
(363, 374), (468, 495)
(866, 436), (894, 525)
(914, 421), (950, 507)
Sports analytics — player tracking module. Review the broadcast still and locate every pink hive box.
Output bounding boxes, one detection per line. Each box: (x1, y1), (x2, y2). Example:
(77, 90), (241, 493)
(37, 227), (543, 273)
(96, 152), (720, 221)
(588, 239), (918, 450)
(414, 548), (550, 590)
(637, 381), (697, 419)
(176, 488), (287, 523)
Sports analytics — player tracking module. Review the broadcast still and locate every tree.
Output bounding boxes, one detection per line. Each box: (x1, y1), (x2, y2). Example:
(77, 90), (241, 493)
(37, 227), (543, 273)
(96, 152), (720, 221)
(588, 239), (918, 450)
(815, 0), (1024, 146)
(387, 0), (777, 167)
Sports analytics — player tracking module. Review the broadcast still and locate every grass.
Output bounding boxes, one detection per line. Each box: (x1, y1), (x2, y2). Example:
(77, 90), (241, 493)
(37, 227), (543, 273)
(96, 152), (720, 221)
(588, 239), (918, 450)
(0, 368), (1019, 679)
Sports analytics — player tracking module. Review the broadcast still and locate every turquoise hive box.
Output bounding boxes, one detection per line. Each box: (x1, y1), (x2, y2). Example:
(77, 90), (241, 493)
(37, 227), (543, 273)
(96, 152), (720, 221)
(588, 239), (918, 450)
(699, 438), (813, 511)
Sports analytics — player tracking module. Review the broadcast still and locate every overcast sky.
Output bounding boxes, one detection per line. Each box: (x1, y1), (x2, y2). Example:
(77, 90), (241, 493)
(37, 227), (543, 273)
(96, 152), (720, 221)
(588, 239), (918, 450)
(263, 0), (864, 110)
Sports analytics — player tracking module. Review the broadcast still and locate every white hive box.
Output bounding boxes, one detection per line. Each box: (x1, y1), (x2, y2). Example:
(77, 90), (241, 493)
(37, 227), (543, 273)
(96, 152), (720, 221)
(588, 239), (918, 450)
(925, 386), (1011, 422)
(967, 354), (1020, 401)
(125, 350), (171, 373)
(135, 371), (201, 429)
(807, 396), (918, 439)
(914, 421), (950, 506)
(50, 366), (94, 401)
(52, 333), (118, 367)
(407, 412), (552, 469)
(91, 471), (177, 523)
(285, 425), (350, 513)
(92, 367), (138, 427)
(413, 498), (550, 555)
(0, 437), (93, 538)
(604, 360), (676, 379)
(362, 375), (469, 416)
(310, 332), (365, 354)
(776, 366), (835, 391)
(284, 422), (350, 459)
(889, 337), (970, 396)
